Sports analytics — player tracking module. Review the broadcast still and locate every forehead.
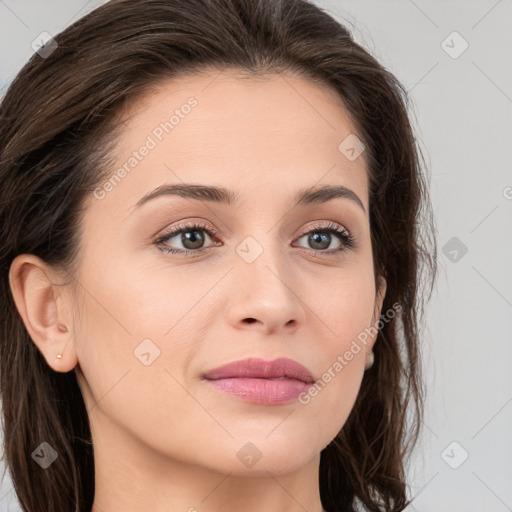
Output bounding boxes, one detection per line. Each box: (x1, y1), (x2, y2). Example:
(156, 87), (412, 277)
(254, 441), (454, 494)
(91, 70), (369, 217)
(118, 69), (361, 152)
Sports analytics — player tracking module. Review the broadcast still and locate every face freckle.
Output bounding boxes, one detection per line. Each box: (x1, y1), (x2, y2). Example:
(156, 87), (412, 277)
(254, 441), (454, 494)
(72, 70), (385, 482)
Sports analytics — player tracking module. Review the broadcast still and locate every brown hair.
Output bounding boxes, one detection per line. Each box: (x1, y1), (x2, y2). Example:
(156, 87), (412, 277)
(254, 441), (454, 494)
(0, 0), (437, 511)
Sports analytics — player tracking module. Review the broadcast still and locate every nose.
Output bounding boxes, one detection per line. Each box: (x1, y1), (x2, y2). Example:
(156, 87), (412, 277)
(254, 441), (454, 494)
(225, 240), (306, 336)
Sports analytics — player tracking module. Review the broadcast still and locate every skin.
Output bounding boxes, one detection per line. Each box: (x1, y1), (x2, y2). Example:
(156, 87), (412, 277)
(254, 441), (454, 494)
(10, 70), (386, 512)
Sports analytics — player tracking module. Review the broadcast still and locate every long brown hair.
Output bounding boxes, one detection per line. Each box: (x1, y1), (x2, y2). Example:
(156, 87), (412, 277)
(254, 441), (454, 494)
(0, 0), (437, 511)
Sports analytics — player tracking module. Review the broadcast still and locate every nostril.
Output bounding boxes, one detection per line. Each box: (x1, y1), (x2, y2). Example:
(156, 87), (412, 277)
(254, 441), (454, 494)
(244, 318), (257, 324)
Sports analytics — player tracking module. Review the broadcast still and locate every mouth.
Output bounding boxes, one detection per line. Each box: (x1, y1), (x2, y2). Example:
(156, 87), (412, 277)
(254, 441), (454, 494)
(202, 357), (316, 405)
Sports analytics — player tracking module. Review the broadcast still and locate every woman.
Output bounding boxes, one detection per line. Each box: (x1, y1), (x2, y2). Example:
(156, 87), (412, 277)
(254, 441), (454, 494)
(0, 0), (437, 511)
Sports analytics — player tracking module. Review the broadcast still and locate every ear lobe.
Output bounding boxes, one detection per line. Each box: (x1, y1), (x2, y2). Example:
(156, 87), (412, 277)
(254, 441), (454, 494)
(8, 254), (78, 373)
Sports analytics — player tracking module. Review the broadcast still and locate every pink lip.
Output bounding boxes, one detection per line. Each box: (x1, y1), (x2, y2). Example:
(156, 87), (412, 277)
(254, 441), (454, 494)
(202, 357), (316, 405)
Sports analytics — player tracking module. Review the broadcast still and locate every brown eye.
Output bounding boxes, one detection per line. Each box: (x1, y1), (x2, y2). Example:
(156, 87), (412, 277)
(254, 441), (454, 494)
(155, 222), (219, 256)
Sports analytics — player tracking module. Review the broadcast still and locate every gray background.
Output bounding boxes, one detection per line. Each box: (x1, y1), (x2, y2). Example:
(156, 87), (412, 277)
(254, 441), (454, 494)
(1, 1), (511, 511)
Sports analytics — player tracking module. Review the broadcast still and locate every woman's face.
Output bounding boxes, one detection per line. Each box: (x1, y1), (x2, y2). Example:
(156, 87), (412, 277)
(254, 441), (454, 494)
(70, 70), (385, 476)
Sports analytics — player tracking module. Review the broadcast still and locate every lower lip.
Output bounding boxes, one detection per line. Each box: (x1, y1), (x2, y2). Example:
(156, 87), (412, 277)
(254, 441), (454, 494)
(204, 377), (313, 405)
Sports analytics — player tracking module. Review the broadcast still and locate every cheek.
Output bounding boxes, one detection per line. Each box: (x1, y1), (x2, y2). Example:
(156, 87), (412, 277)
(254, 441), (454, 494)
(72, 284), (208, 459)
(71, 251), (212, 427)
(313, 266), (377, 349)
(284, 268), (376, 437)
(95, 253), (211, 340)
(72, 277), (198, 397)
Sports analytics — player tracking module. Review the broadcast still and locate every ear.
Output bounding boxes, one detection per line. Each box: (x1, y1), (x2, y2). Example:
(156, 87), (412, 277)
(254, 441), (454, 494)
(372, 274), (387, 327)
(365, 275), (387, 368)
(8, 254), (78, 373)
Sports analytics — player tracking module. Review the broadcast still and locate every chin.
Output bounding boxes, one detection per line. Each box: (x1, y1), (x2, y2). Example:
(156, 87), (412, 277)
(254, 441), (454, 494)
(202, 433), (323, 477)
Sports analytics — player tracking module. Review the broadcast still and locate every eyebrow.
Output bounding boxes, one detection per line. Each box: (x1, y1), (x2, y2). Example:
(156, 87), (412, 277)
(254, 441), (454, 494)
(133, 182), (366, 214)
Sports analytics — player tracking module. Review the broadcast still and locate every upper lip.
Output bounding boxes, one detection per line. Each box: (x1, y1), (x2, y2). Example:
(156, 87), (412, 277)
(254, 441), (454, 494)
(202, 357), (316, 383)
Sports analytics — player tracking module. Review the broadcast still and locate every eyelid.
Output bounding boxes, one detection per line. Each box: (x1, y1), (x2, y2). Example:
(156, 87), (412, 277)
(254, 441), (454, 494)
(154, 219), (219, 244)
(299, 220), (350, 236)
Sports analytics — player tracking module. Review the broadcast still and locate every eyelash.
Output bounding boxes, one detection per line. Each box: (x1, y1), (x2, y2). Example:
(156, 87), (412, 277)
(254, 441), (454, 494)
(154, 220), (356, 258)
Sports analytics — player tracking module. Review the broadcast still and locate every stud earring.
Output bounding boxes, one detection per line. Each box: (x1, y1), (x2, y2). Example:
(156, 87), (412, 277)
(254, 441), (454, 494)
(56, 353), (63, 360)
